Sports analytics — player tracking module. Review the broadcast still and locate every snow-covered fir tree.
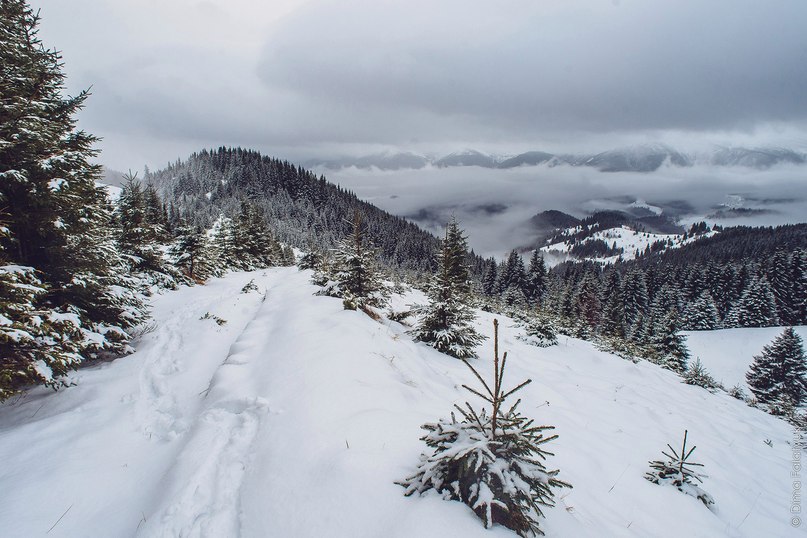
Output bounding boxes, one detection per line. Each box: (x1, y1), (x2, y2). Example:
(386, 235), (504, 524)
(0, 1), (144, 398)
(726, 276), (779, 328)
(412, 219), (484, 359)
(621, 269), (649, 338)
(498, 249), (526, 296)
(327, 211), (388, 310)
(400, 320), (570, 536)
(518, 308), (558, 347)
(170, 222), (215, 281)
(746, 327), (807, 411)
(117, 172), (181, 289)
(525, 250), (548, 305)
(683, 358), (721, 391)
(645, 430), (715, 508)
(481, 257), (498, 296)
(650, 311), (690, 373)
(682, 291), (721, 331)
(574, 271), (601, 335)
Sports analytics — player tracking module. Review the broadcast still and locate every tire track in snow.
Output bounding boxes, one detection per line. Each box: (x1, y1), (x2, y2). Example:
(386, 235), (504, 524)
(140, 285), (278, 537)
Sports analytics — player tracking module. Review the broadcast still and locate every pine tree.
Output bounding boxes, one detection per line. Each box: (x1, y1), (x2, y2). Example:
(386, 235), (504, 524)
(600, 271), (626, 338)
(791, 250), (807, 325)
(231, 201), (278, 269)
(498, 249), (526, 296)
(574, 271), (601, 334)
(329, 211), (387, 310)
(481, 257), (498, 296)
(726, 276), (779, 328)
(746, 327), (807, 410)
(525, 250), (548, 305)
(297, 249), (324, 271)
(170, 223), (213, 281)
(651, 311), (690, 373)
(400, 320), (570, 536)
(211, 215), (239, 269)
(768, 250), (797, 325)
(622, 269), (649, 339)
(681, 291), (720, 331)
(519, 308), (558, 347)
(412, 220), (484, 358)
(0, 265), (82, 399)
(117, 172), (178, 288)
(0, 2), (144, 397)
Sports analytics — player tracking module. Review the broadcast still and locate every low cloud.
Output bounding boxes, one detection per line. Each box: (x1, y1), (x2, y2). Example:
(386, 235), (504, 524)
(324, 163), (807, 258)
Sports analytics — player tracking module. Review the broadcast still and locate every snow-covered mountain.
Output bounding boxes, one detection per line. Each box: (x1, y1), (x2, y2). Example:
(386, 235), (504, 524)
(0, 267), (800, 537)
(576, 144), (692, 172)
(434, 149), (498, 168)
(307, 145), (807, 172)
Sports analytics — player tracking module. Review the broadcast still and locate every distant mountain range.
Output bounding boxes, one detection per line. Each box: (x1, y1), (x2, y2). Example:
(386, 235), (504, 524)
(306, 144), (807, 173)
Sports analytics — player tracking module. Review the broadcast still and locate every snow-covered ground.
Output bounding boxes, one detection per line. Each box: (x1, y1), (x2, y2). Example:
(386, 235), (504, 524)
(686, 326), (807, 394)
(0, 268), (802, 537)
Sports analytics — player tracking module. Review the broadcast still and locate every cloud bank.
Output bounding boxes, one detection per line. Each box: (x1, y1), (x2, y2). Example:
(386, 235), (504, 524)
(29, 0), (807, 171)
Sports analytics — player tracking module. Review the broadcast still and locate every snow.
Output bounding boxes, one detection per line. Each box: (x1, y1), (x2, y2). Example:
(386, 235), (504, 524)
(96, 181), (122, 201)
(629, 199), (663, 215)
(48, 178), (67, 191)
(0, 268), (802, 537)
(686, 326), (807, 393)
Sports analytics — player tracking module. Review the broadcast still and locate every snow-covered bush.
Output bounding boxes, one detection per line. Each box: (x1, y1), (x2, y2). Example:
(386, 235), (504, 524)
(516, 310), (558, 348)
(728, 383), (747, 401)
(297, 250), (323, 271)
(683, 359), (722, 392)
(644, 430), (714, 509)
(400, 320), (570, 536)
(241, 279), (259, 294)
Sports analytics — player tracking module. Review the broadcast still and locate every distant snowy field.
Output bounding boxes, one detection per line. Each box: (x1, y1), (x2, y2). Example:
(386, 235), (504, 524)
(687, 326), (807, 394)
(540, 225), (716, 265)
(0, 268), (802, 537)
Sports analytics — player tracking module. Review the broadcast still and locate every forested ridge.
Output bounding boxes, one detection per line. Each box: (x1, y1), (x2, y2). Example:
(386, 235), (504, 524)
(145, 148), (443, 274)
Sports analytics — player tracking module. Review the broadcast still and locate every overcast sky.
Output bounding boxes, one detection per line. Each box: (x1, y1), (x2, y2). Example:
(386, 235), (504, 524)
(30, 0), (807, 171)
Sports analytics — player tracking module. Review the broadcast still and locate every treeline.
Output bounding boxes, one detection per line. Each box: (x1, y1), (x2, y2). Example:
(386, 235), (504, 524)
(536, 225), (806, 370)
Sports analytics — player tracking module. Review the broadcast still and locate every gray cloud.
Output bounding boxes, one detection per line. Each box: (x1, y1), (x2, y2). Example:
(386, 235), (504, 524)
(259, 0), (807, 138)
(29, 0), (807, 171)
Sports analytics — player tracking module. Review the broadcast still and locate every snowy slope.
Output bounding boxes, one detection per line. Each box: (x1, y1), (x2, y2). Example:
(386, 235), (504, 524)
(540, 225), (714, 264)
(0, 268), (801, 537)
(686, 326), (807, 393)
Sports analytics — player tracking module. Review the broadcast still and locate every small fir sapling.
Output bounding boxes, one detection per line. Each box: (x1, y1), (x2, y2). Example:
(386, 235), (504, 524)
(644, 430), (715, 508)
(683, 358), (722, 392)
(240, 279), (259, 294)
(728, 383), (747, 401)
(399, 319), (571, 536)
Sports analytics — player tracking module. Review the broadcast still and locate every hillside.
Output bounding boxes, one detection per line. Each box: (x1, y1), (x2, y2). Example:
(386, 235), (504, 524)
(0, 267), (799, 537)
(145, 147), (442, 274)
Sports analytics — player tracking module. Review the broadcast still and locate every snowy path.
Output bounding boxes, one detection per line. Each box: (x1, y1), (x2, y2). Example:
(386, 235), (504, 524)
(0, 268), (803, 537)
(0, 271), (276, 537)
